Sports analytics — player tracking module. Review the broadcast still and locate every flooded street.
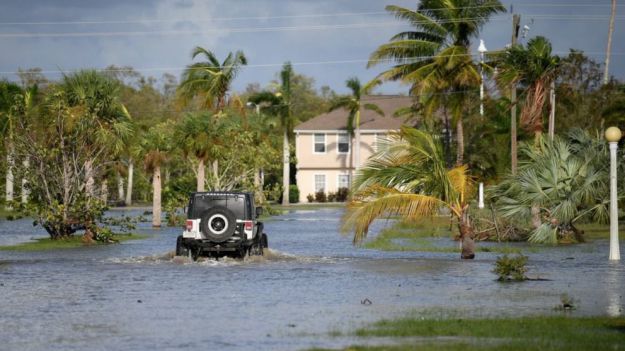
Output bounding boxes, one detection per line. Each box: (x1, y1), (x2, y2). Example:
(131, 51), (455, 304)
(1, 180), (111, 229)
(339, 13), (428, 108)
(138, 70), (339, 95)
(1, 207), (624, 351)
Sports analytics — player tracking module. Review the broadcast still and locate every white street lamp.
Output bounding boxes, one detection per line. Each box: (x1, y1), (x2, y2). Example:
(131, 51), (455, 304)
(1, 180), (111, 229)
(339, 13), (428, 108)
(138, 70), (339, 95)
(605, 126), (621, 261)
(478, 39), (487, 116)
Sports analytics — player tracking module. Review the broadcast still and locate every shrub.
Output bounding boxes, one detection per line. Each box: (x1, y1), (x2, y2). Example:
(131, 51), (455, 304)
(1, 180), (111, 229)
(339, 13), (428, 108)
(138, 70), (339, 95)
(336, 187), (349, 202)
(493, 254), (528, 281)
(315, 190), (327, 203)
(327, 192), (337, 202)
(306, 194), (315, 203)
(289, 185), (300, 203)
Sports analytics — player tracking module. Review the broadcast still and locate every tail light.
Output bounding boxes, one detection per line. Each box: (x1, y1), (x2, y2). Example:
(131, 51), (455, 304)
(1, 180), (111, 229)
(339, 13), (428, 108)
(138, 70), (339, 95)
(186, 220), (193, 231)
(244, 221), (253, 231)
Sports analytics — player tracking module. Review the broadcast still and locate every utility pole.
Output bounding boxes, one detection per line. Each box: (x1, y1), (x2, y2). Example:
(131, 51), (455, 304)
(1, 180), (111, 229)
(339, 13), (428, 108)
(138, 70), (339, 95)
(511, 13), (520, 175)
(604, 0), (617, 85)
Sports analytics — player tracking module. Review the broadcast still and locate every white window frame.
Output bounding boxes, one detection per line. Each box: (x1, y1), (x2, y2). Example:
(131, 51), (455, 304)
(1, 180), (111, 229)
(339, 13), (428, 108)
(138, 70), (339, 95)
(337, 133), (350, 154)
(337, 174), (350, 189)
(313, 133), (326, 154)
(314, 174), (326, 193)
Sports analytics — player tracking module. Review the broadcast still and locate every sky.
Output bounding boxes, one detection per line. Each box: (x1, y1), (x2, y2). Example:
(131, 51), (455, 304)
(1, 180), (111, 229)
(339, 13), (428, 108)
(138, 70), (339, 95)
(0, 0), (624, 95)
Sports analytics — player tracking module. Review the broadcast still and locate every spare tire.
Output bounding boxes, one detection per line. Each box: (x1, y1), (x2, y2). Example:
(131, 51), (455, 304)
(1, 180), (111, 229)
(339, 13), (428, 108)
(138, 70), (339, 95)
(200, 206), (236, 242)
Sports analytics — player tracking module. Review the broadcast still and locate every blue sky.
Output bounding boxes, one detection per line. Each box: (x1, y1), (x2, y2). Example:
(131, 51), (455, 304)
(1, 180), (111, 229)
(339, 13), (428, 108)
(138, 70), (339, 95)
(0, 0), (623, 94)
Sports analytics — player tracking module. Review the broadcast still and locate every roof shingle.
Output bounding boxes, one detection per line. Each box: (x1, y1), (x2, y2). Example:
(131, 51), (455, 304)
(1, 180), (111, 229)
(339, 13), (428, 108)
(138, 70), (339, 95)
(294, 95), (412, 132)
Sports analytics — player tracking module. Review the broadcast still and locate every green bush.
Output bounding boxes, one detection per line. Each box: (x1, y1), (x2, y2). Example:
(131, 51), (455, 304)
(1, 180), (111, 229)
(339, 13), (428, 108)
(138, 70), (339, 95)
(289, 185), (300, 203)
(336, 187), (349, 202)
(493, 254), (528, 281)
(306, 194), (314, 203)
(315, 190), (327, 203)
(327, 192), (336, 202)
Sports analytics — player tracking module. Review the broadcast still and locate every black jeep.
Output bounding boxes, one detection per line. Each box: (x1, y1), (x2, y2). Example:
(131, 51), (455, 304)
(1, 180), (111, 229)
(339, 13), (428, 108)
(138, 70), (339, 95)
(176, 192), (268, 260)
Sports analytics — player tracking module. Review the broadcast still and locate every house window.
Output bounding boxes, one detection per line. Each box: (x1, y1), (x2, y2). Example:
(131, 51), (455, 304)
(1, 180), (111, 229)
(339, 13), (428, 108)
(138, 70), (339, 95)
(337, 133), (350, 153)
(338, 174), (350, 189)
(314, 174), (326, 193)
(314, 133), (326, 153)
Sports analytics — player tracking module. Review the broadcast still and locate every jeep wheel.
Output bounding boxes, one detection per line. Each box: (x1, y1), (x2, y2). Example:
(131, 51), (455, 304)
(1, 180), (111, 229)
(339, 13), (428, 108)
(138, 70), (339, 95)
(200, 206), (236, 242)
(175, 235), (189, 256)
(261, 233), (268, 248)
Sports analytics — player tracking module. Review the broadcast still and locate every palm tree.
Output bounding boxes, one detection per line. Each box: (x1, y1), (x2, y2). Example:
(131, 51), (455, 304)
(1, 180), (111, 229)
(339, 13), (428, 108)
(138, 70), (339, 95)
(0, 81), (24, 207)
(491, 36), (560, 143)
(342, 127), (477, 259)
(178, 47), (247, 111)
(493, 130), (612, 244)
(248, 62), (296, 205)
(329, 77), (384, 177)
(142, 122), (173, 227)
(61, 70), (129, 197)
(176, 111), (233, 192)
(368, 1), (505, 165)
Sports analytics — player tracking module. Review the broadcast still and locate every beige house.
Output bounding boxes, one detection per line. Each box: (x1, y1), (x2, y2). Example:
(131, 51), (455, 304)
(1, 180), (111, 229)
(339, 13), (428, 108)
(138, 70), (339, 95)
(294, 95), (412, 203)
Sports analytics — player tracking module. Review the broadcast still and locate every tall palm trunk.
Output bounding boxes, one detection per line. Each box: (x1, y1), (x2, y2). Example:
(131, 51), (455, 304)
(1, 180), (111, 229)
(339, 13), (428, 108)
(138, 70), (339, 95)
(197, 158), (205, 192)
(281, 129), (289, 205)
(511, 86), (518, 175)
(85, 160), (95, 197)
(455, 119), (464, 166)
(212, 160), (220, 191)
(354, 110), (361, 169)
(604, 0), (617, 85)
(117, 173), (124, 202)
(152, 165), (161, 227)
(5, 147), (14, 208)
(100, 181), (108, 203)
(125, 159), (134, 206)
(21, 159), (29, 203)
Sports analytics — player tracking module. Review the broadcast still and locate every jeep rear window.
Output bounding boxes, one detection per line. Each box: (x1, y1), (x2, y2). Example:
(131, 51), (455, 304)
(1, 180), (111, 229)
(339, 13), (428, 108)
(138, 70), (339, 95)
(188, 193), (249, 219)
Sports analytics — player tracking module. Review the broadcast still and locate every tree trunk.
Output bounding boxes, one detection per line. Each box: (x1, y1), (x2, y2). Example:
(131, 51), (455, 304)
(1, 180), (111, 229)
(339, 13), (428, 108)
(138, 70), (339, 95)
(197, 158), (205, 192)
(100, 181), (108, 204)
(511, 85), (518, 175)
(20, 158), (29, 204)
(212, 160), (220, 191)
(117, 173), (124, 202)
(455, 118), (464, 166)
(604, 0), (617, 85)
(125, 159), (134, 206)
(458, 216), (476, 259)
(443, 109), (452, 168)
(531, 204), (542, 229)
(355, 110), (361, 169)
(548, 81), (556, 140)
(281, 129), (290, 206)
(5, 149), (14, 208)
(85, 159), (95, 197)
(152, 165), (161, 227)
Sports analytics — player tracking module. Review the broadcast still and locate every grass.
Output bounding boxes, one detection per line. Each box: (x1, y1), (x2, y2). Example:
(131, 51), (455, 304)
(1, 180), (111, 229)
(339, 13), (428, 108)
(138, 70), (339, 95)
(364, 218), (523, 255)
(0, 233), (150, 251)
(311, 315), (625, 351)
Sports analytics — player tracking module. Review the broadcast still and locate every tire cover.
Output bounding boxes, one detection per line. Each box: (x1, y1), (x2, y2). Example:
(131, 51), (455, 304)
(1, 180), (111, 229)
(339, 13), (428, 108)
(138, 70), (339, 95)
(200, 206), (237, 243)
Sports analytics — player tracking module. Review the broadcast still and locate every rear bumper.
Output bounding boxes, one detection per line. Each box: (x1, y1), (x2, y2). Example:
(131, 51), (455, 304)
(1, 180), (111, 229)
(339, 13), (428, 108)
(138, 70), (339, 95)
(181, 237), (248, 252)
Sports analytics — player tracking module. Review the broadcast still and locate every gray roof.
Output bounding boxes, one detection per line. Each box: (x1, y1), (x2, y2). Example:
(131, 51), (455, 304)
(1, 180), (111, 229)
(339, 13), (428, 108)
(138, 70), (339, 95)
(294, 95), (412, 132)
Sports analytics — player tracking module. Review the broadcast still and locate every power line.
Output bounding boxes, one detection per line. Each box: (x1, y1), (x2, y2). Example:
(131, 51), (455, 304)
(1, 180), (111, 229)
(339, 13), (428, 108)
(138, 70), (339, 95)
(2, 13), (623, 39)
(1, 51), (624, 78)
(0, 3), (616, 27)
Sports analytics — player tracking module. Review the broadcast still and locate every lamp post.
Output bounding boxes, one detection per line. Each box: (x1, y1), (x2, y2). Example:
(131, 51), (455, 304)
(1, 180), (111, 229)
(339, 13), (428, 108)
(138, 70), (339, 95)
(605, 126), (621, 261)
(478, 39), (487, 116)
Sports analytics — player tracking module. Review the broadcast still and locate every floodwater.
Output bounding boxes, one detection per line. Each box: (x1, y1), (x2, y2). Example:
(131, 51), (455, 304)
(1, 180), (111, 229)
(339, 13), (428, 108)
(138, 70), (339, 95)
(0, 208), (624, 351)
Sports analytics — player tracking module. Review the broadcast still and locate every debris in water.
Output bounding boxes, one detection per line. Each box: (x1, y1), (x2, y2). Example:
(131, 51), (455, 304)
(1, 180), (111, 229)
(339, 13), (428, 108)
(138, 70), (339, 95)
(361, 298), (372, 305)
(137, 300), (142, 303)
(287, 324), (296, 328)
